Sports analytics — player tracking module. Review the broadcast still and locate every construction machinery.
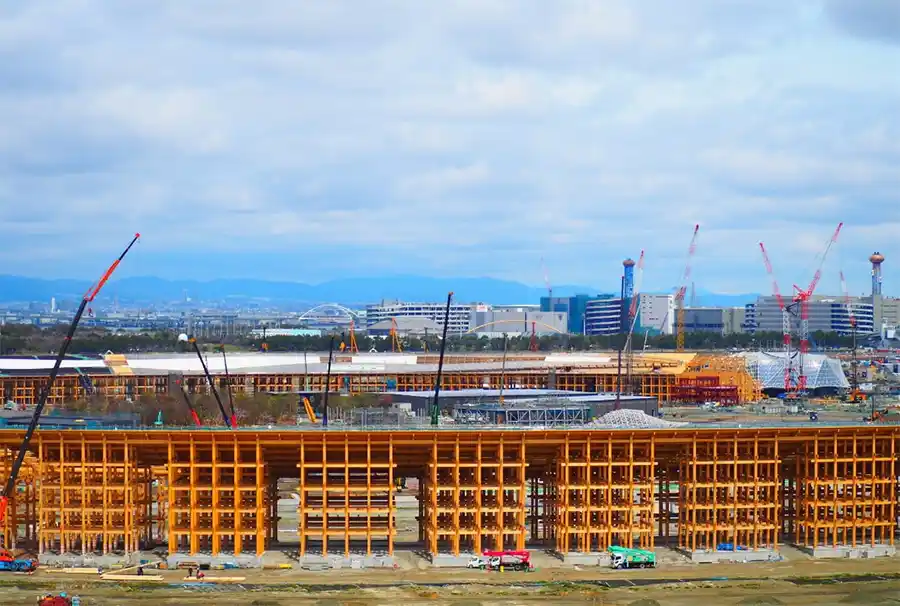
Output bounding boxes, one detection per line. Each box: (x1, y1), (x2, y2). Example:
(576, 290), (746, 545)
(431, 292), (454, 426)
(390, 318), (402, 352)
(347, 319), (359, 353)
(0, 548), (36, 572)
(177, 334), (236, 429)
(623, 251), (645, 396)
(758, 222), (842, 396)
(302, 397), (318, 424)
(481, 550), (532, 571)
(0, 234), (140, 523)
(675, 224), (700, 352)
(789, 222), (843, 393)
(608, 545), (656, 569)
(37, 594), (73, 606)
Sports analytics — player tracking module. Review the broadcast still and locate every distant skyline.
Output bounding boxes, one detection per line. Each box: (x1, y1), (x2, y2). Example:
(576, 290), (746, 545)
(1, 1), (898, 297)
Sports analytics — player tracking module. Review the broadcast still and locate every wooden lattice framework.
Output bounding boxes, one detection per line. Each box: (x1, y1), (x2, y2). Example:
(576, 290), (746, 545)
(0, 426), (894, 558)
(678, 434), (780, 551)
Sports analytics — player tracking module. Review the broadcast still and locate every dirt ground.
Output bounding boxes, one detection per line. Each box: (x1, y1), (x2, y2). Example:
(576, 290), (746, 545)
(7, 554), (900, 606)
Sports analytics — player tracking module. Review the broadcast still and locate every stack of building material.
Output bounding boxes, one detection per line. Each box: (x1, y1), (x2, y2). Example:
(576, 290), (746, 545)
(590, 409), (687, 429)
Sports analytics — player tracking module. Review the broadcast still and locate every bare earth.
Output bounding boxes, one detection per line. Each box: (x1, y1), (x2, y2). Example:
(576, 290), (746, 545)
(4, 554), (900, 606)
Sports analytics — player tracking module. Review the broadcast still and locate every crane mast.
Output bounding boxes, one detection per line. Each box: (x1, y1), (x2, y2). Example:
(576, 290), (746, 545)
(0, 233), (141, 522)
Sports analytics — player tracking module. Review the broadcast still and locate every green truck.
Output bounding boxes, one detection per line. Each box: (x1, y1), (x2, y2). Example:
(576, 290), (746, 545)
(608, 546), (656, 569)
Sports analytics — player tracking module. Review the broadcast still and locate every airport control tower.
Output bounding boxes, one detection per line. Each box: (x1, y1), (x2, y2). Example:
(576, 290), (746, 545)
(870, 252), (885, 296)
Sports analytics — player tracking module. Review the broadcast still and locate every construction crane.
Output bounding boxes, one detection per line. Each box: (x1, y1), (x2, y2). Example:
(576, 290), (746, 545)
(390, 318), (402, 352)
(178, 335), (235, 428)
(0, 233), (140, 522)
(758, 222), (843, 395)
(348, 319), (359, 353)
(176, 380), (203, 427)
(302, 397), (318, 423)
(529, 321), (538, 352)
(430, 292), (453, 426)
(759, 242), (794, 392)
(675, 224), (700, 352)
(839, 269), (861, 402)
(219, 345), (238, 428)
(791, 222), (843, 392)
(624, 250), (645, 394)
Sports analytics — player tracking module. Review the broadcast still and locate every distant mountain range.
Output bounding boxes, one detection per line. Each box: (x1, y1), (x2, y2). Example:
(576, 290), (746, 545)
(0, 274), (759, 308)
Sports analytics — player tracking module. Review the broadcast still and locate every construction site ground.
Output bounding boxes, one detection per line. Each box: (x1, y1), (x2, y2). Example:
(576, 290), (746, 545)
(10, 552), (900, 605)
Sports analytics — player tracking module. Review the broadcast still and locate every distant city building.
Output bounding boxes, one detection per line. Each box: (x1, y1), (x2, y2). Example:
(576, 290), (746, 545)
(584, 295), (622, 336)
(469, 309), (568, 336)
(365, 300), (475, 334)
(636, 294), (675, 335)
(583, 293), (676, 337)
(540, 294), (594, 334)
(249, 328), (321, 338)
(368, 317), (441, 337)
(746, 295), (875, 336)
(682, 306), (746, 335)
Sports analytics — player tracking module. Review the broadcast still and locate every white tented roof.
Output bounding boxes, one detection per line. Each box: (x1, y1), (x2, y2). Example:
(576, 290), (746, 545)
(740, 351), (849, 390)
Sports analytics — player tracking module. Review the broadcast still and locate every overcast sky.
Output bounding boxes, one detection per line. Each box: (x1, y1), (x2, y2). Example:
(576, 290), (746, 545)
(1, 1), (899, 295)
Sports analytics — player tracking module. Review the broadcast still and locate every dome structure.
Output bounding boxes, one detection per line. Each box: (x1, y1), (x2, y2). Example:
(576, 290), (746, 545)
(870, 252), (885, 264)
(739, 352), (849, 391)
(623, 258), (636, 267)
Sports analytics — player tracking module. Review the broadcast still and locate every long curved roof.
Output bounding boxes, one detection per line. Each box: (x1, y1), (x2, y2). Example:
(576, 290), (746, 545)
(740, 352), (849, 390)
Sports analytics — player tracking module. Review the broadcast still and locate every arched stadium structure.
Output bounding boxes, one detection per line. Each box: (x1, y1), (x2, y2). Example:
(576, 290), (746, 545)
(739, 351), (849, 393)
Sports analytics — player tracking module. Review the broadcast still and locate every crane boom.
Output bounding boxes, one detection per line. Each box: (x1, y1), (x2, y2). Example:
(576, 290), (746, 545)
(792, 222), (843, 392)
(431, 292), (454, 426)
(189, 338), (234, 429)
(220, 345), (238, 429)
(0, 233), (141, 522)
(676, 224), (700, 351)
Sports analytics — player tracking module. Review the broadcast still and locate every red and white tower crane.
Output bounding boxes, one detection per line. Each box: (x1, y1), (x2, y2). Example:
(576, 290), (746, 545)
(758, 241), (793, 391)
(758, 222), (843, 395)
(791, 222), (843, 392)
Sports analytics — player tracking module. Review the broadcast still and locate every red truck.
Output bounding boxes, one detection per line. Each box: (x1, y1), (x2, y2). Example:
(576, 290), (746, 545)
(481, 550), (532, 571)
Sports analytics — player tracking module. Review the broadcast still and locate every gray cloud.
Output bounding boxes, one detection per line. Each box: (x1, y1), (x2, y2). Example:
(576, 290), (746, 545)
(0, 0), (897, 293)
(826, 0), (900, 43)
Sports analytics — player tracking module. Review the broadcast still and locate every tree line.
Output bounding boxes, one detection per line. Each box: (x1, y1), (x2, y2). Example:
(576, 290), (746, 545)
(0, 322), (860, 355)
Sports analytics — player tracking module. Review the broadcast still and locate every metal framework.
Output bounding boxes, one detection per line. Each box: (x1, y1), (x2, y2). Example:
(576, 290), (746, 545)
(0, 426), (895, 559)
(454, 403), (592, 427)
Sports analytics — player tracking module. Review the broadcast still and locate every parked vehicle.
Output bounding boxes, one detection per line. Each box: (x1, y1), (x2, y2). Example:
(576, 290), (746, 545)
(608, 546), (656, 569)
(466, 556), (488, 569)
(0, 556), (37, 572)
(483, 550), (532, 571)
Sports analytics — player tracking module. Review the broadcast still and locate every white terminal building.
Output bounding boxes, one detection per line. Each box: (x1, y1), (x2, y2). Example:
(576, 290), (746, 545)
(364, 300), (568, 336)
